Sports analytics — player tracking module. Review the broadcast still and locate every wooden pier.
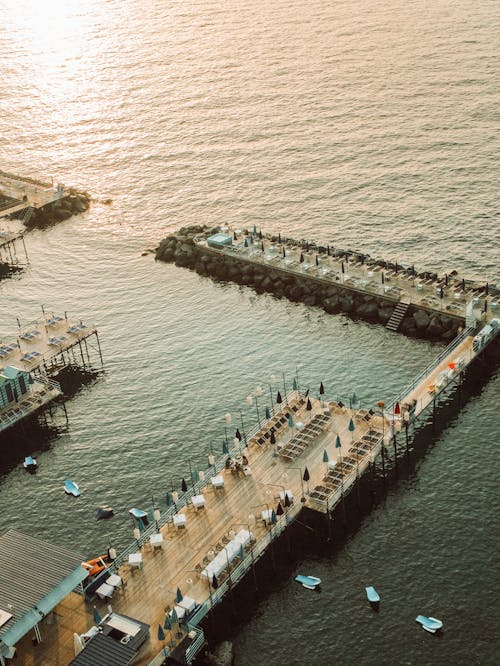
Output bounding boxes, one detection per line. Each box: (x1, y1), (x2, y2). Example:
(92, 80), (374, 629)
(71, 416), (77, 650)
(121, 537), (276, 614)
(0, 171), (65, 218)
(0, 230), (28, 271)
(8, 316), (498, 666)
(0, 313), (102, 378)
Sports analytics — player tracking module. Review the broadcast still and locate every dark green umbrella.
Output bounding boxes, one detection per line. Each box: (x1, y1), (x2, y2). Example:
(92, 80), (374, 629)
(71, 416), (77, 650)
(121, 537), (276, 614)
(271, 509), (277, 524)
(276, 391), (282, 404)
(284, 492), (291, 508)
(158, 624), (166, 641)
(292, 377), (297, 390)
(223, 440), (229, 454)
(270, 430), (276, 445)
(265, 406), (271, 419)
(323, 449), (329, 463)
(319, 382), (325, 395)
(176, 587), (183, 603)
(163, 614), (171, 630)
(212, 574), (218, 589)
(181, 478), (188, 492)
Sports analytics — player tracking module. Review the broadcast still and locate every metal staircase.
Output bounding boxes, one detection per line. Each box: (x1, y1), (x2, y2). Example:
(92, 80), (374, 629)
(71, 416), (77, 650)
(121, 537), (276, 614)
(386, 299), (410, 332)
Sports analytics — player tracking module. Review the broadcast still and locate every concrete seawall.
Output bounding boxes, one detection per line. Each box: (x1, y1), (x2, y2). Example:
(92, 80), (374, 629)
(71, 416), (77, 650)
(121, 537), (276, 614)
(155, 226), (468, 343)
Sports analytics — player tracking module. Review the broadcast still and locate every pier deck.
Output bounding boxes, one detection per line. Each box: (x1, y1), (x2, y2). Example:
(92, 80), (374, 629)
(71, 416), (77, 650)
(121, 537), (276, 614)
(0, 314), (99, 376)
(7, 319), (499, 665)
(207, 232), (497, 324)
(0, 172), (64, 218)
(11, 393), (369, 665)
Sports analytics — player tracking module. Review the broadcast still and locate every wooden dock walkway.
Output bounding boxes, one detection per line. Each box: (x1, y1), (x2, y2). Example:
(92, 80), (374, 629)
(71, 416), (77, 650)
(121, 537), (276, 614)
(8, 318), (499, 666)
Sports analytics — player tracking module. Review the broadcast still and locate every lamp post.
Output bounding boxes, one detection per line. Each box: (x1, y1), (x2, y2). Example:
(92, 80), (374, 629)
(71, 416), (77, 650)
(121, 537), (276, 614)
(284, 466), (306, 503)
(246, 385), (263, 427)
(269, 374), (277, 416)
(238, 409), (247, 446)
(224, 412), (231, 447)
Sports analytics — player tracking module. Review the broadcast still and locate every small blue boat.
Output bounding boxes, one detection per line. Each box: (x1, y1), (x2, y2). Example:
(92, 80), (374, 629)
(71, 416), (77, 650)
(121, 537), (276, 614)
(295, 575), (321, 590)
(416, 615), (443, 634)
(129, 507), (149, 524)
(365, 586), (380, 604)
(23, 456), (37, 471)
(64, 479), (80, 497)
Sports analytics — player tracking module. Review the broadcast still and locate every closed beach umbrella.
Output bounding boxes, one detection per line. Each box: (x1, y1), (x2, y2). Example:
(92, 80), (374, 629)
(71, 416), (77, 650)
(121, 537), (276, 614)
(327, 245), (330, 256)
(287, 414), (294, 428)
(395, 260), (398, 273)
(282, 246), (286, 258)
(171, 607), (179, 627)
(176, 587), (183, 603)
(270, 430), (276, 445)
(394, 402), (401, 415)
(166, 491), (174, 507)
(445, 273), (448, 286)
(292, 377), (297, 391)
(244, 238), (248, 247)
(233, 231), (237, 241)
(341, 261), (345, 274)
(351, 391), (360, 409)
(315, 254), (319, 266)
(93, 606), (102, 624)
(335, 434), (342, 449)
(303, 467), (310, 494)
(278, 233), (281, 243)
(181, 478), (188, 492)
(158, 624), (166, 641)
(276, 391), (283, 404)
(462, 278), (465, 291)
(235, 428), (242, 441)
(276, 502), (284, 516)
(348, 418), (355, 432)
(265, 406), (271, 419)
(440, 286), (444, 299)
(212, 574), (218, 589)
(323, 449), (329, 463)
(223, 440), (229, 455)
(381, 271), (385, 284)
(485, 282), (489, 296)
(306, 397), (312, 411)
(300, 253), (304, 263)
(240, 543), (246, 559)
(271, 509), (277, 524)
(253, 224), (257, 234)
(261, 241), (264, 252)
(284, 492), (291, 507)
(319, 382), (325, 396)
(163, 614), (171, 630)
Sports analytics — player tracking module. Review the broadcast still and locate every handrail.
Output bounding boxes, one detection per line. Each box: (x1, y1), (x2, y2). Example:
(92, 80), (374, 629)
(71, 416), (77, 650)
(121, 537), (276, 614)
(84, 389), (301, 592)
(385, 327), (474, 411)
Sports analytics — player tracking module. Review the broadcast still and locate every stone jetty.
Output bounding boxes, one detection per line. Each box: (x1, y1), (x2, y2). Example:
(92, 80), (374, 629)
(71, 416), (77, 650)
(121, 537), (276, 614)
(155, 225), (475, 343)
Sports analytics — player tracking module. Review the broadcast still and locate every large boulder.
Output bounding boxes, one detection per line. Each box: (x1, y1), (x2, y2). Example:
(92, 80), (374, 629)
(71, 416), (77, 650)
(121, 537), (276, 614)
(413, 309), (430, 330)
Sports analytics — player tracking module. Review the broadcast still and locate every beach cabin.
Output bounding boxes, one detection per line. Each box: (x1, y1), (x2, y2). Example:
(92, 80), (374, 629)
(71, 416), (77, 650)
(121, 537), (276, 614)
(0, 366), (31, 408)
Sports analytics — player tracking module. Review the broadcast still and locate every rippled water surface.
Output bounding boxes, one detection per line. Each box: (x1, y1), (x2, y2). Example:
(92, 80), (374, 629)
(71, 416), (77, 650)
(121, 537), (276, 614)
(0, 1), (498, 664)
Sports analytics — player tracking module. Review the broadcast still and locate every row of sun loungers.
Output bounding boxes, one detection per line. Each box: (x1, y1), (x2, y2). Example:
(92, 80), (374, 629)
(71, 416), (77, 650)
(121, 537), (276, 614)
(308, 431), (384, 502)
(249, 397), (306, 448)
(278, 412), (331, 461)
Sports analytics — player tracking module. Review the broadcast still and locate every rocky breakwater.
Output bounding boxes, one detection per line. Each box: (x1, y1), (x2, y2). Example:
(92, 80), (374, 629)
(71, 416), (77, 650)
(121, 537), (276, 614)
(155, 226), (464, 343)
(23, 188), (91, 229)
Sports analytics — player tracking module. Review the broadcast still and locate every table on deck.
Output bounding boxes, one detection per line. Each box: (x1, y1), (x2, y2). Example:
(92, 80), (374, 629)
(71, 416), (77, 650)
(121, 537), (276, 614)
(173, 514), (187, 529)
(201, 529), (252, 579)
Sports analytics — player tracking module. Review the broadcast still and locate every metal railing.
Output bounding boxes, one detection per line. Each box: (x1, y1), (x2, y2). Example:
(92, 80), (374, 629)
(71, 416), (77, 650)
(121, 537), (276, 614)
(84, 389), (302, 592)
(385, 327), (475, 412)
